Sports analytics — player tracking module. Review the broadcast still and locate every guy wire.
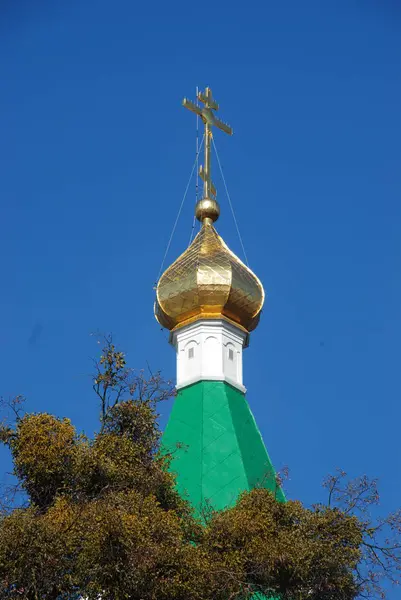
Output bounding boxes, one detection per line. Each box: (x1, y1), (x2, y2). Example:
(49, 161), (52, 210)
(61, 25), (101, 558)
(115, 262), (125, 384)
(155, 134), (205, 285)
(212, 136), (249, 266)
(188, 85), (200, 247)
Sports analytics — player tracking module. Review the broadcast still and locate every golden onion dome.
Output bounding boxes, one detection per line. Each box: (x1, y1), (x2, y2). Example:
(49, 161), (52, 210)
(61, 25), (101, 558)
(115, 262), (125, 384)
(155, 221), (265, 333)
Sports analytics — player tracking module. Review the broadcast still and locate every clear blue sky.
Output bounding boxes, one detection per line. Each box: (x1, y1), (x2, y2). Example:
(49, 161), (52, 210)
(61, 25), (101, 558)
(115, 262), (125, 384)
(0, 0), (400, 529)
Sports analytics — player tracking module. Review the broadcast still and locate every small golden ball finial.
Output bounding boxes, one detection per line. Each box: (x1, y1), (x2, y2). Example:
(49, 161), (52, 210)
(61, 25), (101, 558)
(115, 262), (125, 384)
(195, 197), (220, 224)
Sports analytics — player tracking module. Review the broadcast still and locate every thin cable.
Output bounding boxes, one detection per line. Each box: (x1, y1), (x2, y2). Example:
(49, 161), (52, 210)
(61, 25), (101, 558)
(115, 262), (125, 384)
(196, 85), (200, 204)
(212, 137), (249, 266)
(188, 86), (200, 247)
(156, 134), (205, 284)
(188, 216), (197, 248)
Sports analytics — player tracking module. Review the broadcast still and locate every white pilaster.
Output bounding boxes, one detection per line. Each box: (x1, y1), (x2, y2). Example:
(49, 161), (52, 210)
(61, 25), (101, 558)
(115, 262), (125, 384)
(170, 319), (249, 392)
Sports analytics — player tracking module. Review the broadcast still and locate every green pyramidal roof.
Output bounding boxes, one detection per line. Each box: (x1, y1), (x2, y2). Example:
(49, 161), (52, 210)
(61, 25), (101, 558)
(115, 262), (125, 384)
(162, 380), (284, 514)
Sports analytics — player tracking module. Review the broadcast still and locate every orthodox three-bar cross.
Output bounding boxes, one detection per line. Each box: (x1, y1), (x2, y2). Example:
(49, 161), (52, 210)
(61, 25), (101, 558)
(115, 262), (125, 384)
(183, 87), (233, 201)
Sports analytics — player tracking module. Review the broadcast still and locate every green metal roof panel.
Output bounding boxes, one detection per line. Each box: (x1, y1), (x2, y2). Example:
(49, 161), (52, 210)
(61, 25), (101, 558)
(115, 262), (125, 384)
(162, 380), (284, 514)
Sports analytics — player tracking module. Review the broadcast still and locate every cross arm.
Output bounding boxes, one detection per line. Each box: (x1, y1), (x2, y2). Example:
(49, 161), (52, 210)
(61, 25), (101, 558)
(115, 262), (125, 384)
(182, 98), (203, 117)
(199, 165), (216, 197)
(213, 117), (233, 136)
(198, 90), (219, 110)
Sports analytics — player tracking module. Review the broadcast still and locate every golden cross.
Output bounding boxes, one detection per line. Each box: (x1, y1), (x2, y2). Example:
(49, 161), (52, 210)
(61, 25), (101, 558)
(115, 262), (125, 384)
(183, 87), (233, 201)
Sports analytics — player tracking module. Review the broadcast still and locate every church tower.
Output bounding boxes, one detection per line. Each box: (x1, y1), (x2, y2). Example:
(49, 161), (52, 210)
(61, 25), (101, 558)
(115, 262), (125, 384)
(155, 88), (284, 514)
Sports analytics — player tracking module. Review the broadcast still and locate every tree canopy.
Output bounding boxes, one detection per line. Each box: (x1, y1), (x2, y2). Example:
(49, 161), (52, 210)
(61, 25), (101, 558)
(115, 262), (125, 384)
(0, 336), (399, 600)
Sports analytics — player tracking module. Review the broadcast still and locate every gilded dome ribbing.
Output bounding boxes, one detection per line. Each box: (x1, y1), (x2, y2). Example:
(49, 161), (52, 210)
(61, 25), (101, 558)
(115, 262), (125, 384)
(155, 221), (264, 332)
